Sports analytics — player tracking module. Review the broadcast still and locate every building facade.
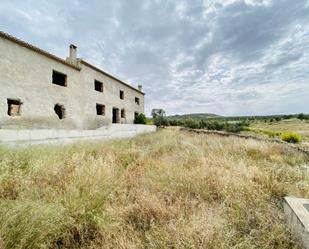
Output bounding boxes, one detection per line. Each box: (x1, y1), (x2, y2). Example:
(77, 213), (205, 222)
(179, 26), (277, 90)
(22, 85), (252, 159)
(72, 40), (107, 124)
(0, 32), (145, 129)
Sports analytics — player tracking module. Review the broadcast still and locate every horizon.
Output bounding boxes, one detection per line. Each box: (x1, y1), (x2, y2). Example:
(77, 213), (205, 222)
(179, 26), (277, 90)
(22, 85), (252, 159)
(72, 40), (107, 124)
(0, 0), (308, 116)
(165, 111), (308, 117)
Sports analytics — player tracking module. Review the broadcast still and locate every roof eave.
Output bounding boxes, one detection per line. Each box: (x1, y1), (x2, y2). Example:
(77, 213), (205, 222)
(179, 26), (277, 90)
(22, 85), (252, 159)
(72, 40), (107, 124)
(80, 60), (145, 95)
(0, 31), (81, 71)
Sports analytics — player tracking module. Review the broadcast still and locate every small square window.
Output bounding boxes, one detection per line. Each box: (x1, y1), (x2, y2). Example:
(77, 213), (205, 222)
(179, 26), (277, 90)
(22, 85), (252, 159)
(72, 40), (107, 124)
(94, 80), (103, 92)
(52, 70), (67, 87)
(121, 109), (126, 118)
(120, 90), (124, 99)
(7, 99), (22, 117)
(96, 104), (105, 116)
(135, 97), (140, 105)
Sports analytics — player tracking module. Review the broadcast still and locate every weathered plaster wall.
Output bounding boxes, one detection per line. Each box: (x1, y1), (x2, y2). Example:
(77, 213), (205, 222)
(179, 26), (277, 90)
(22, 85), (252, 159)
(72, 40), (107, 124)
(0, 36), (144, 129)
(80, 64), (144, 128)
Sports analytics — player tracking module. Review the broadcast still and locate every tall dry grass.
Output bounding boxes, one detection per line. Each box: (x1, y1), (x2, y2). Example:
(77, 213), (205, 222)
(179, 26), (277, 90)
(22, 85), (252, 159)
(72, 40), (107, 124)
(0, 129), (308, 248)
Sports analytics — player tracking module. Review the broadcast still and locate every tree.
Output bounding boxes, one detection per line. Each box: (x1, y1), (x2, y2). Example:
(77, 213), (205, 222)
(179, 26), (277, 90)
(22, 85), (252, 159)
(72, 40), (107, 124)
(151, 109), (167, 127)
(297, 113), (306, 120)
(134, 113), (147, 124)
(151, 109), (165, 118)
(275, 117), (282, 122)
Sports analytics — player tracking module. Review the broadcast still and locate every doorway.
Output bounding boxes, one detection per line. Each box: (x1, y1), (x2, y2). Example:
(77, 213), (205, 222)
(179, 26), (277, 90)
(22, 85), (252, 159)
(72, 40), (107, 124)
(112, 108), (120, 123)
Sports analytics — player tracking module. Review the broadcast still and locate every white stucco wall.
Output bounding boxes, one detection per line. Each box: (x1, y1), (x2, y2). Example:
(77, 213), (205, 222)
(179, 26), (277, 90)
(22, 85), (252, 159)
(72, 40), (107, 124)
(0, 124), (156, 145)
(0, 35), (144, 129)
(80, 64), (145, 128)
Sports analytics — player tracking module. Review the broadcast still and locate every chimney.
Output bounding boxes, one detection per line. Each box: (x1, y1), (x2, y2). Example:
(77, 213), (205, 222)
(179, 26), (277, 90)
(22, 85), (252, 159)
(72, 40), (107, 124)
(69, 44), (77, 64)
(138, 85), (143, 91)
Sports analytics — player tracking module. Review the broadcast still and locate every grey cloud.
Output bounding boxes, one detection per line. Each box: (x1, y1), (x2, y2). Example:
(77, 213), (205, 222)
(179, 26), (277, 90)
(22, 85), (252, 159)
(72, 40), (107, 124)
(0, 0), (308, 116)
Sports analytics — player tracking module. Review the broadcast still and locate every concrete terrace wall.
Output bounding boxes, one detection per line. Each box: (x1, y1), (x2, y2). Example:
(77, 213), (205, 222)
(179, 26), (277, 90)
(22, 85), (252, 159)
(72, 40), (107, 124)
(0, 124), (156, 145)
(0, 34), (144, 130)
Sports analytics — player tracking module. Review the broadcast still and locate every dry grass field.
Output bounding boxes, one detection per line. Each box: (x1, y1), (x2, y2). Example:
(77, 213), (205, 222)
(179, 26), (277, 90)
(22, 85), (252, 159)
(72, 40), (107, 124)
(247, 118), (309, 147)
(0, 129), (309, 248)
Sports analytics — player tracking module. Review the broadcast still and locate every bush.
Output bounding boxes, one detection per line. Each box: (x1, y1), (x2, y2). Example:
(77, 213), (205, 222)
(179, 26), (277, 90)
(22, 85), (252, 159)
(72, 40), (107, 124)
(181, 119), (248, 133)
(146, 118), (154, 125)
(183, 119), (200, 129)
(283, 115), (293, 120)
(224, 123), (243, 133)
(281, 132), (301, 144)
(134, 113), (147, 124)
(264, 130), (277, 138)
(167, 119), (183, 126)
(297, 113), (308, 120)
(275, 117), (282, 122)
(153, 116), (168, 127)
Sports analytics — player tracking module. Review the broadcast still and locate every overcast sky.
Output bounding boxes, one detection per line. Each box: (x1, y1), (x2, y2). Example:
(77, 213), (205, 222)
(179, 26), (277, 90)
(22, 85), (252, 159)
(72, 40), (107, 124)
(1, 0), (308, 116)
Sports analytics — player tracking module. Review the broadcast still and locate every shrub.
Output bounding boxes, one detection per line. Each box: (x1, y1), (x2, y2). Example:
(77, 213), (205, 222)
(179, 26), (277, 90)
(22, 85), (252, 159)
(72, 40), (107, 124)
(199, 120), (224, 130)
(242, 126), (251, 132)
(183, 119), (200, 129)
(182, 119), (249, 133)
(167, 119), (183, 126)
(153, 116), (168, 127)
(283, 115), (293, 120)
(261, 130), (277, 138)
(134, 113), (147, 124)
(146, 118), (154, 125)
(281, 132), (301, 143)
(224, 123), (243, 133)
(297, 113), (309, 120)
(275, 117), (282, 122)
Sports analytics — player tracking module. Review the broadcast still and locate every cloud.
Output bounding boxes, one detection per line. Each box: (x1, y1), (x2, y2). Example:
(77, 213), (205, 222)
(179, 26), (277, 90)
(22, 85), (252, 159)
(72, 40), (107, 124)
(0, 0), (308, 116)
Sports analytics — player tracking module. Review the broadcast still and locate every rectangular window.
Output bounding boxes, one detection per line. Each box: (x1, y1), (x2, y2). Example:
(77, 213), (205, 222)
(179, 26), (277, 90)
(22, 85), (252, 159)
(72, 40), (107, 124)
(134, 112), (139, 119)
(120, 90), (124, 99)
(7, 99), (22, 117)
(135, 97), (140, 105)
(96, 104), (105, 116)
(52, 70), (67, 87)
(94, 80), (103, 92)
(121, 109), (126, 118)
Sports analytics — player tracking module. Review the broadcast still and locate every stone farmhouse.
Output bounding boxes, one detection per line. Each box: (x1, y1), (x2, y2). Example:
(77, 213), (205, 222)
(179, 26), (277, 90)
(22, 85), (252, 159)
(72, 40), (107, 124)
(0, 31), (145, 129)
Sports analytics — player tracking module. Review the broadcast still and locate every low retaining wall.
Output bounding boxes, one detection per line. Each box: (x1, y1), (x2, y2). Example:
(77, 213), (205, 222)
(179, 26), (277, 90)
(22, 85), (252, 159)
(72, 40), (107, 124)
(284, 197), (309, 249)
(0, 124), (157, 145)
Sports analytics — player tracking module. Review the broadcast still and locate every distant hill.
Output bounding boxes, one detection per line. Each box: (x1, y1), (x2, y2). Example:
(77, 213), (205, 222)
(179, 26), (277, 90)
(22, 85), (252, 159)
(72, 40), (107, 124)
(167, 113), (221, 120)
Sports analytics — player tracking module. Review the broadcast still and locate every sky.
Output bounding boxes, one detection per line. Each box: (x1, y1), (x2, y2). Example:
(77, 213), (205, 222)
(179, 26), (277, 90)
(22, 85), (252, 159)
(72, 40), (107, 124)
(1, 0), (309, 116)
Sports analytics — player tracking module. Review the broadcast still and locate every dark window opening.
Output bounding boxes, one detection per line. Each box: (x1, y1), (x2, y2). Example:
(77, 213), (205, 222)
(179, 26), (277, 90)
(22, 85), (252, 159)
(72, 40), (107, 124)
(134, 112), (139, 119)
(121, 109), (125, 118)
(112, 108), (120, 123)
(54, 104), (65, 119)
(7, 99), (22, 117)
(96, 104), (105, 116)
(94, 80), (103, 92)
(120, 90), (124, 99)
(52, 70), (67, 87)
(135, 97), (140, 105)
